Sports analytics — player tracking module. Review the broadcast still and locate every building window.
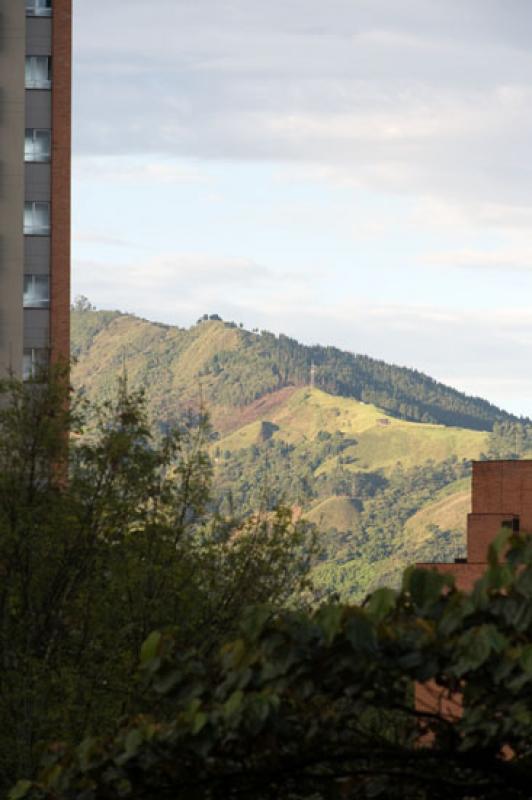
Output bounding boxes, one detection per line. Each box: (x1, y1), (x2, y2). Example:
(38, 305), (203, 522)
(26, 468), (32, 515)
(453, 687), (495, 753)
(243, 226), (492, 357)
(25, 129), (51, 163)
(25, 56), (51, 90)
(24, 202), (51, 235)
(23, 348), (49, 382)
(23, 275), (50, 308)
(26, 0), (52, 16)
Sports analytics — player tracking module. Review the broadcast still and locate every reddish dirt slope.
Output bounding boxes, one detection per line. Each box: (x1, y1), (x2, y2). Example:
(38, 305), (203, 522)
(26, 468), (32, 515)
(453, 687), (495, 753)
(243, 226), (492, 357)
(211, 385), (300, 434)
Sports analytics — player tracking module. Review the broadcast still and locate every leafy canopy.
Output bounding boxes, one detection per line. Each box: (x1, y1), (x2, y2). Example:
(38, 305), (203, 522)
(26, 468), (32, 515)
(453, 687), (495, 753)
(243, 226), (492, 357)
(15, 530), (532, 800)
(0, 367), (316, 792)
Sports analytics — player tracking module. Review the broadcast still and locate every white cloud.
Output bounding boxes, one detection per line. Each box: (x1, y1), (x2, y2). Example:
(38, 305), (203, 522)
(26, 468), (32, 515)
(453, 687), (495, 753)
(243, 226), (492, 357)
(421, 247), (532, 272)
(73, 1), (532, 215)
(73, 254), (292, 312)
(73, 156), (211, 186)
(73, 230), (139, 248)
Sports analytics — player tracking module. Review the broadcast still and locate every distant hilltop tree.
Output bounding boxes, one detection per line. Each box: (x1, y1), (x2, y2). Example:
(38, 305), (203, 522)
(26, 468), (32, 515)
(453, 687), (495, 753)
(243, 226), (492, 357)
(72, 295), (96, 313)
(197, 313), (223, 324)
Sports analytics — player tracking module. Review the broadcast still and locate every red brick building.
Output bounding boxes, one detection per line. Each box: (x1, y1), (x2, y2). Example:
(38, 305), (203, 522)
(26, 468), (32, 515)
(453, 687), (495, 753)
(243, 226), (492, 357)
(418, 460), (529, 590)
(416, 460), (530, 720)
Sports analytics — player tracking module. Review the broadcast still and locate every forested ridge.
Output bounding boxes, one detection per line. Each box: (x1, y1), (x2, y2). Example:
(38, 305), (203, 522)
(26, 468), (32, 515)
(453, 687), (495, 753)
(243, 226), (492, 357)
(72, 303), (522, 432)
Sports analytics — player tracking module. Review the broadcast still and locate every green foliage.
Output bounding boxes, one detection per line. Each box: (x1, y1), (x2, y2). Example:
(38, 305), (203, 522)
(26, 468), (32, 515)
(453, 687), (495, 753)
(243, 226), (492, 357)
(486, 420), (532, 459)
(70, 302), (122, 361)
(18, 534), (532, 800)
(213, 427), (362, 512)
(216, 439), (470, 598)
(0, 369), (316, 792)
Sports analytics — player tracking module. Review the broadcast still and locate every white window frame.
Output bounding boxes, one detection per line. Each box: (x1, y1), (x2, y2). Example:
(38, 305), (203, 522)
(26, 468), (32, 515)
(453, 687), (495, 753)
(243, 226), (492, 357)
(25, 128), (52, 163)
(23, 348), (49, 382)
(25, 56), (52, 90)
(24, 201), (51, 236)
(23, 274), (50, 309)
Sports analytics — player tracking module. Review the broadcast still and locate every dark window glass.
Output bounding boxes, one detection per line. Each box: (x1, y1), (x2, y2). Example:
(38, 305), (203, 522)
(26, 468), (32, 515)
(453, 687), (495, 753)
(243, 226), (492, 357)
(26, 0), (52, 17)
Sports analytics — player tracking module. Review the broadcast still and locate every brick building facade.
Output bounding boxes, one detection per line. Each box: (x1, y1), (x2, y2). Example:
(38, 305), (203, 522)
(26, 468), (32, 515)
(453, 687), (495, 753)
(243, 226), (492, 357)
(416, 459), (531, 720)
(417, 460), (530, 590)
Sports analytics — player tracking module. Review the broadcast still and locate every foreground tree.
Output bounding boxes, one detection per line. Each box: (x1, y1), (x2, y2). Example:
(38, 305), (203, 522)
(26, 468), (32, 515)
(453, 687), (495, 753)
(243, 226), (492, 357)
(14, 530), (532, 800)
(0, 369), (316, 792)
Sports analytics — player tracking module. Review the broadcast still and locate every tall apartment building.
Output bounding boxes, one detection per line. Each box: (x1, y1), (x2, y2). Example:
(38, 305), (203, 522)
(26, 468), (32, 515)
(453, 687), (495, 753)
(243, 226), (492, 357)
(0, 0), (71, 380)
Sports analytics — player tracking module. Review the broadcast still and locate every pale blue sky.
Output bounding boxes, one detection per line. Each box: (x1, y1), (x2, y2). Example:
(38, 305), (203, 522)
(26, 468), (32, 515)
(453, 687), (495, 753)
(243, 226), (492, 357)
(72, 1), (532, 416)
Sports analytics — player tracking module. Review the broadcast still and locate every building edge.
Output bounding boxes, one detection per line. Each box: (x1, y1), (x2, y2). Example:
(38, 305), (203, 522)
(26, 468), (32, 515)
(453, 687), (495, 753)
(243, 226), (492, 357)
(50, 0), (72, 367)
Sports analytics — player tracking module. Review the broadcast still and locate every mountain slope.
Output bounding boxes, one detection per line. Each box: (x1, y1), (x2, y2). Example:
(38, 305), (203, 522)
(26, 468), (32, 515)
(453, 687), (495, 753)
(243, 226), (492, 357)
(72, 308), (521, 432)
(215, 387), (487, 474)
(305, 496), (361, 531)
(404, 479), (471, 542)
(210, 387), (483, 597)
(70, 307), (518, 599)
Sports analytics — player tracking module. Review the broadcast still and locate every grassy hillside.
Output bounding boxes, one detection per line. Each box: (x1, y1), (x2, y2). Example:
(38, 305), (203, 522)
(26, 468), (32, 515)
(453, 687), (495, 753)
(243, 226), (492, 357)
(72, 310), (241, 428)
(305, 496), (361, 531)
(215, 387), (487, 474)
(404, 479), (470, 541)
(72, 307), (520, 432)
(70, 306), (513, 599)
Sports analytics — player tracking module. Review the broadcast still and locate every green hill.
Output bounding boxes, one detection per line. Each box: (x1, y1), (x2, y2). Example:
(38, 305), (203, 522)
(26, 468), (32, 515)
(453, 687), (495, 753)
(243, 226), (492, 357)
(404, 478), (471, 542)
(70, 306), (523, 599)
(305, 496), (361, 531)
(72, 306), (520, 432)
(215, 387), (486, 474)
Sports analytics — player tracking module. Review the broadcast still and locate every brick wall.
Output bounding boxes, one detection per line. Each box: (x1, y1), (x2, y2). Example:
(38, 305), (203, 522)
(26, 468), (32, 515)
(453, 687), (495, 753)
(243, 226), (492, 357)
(415, 560), (486, 592)
(417, 460), (532, 590)
(50, 0), (71, 366)
(415, 460), (532, 721)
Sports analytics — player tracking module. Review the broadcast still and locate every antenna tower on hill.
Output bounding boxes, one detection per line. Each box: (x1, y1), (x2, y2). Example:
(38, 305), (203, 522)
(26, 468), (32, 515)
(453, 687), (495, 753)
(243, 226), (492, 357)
(310, 362), (316, 390)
